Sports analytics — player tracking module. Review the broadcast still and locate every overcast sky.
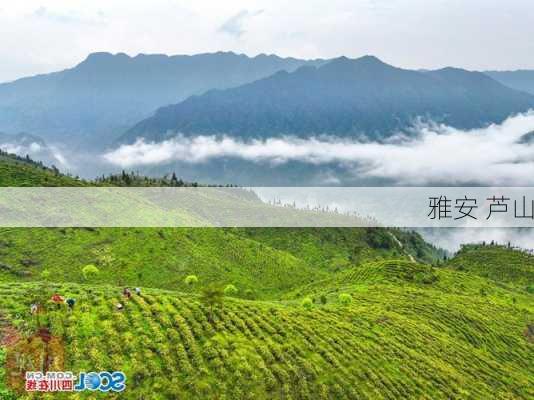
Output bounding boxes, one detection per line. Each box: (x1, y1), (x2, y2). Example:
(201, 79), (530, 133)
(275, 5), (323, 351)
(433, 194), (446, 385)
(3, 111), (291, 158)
(1, 0), (533, 83)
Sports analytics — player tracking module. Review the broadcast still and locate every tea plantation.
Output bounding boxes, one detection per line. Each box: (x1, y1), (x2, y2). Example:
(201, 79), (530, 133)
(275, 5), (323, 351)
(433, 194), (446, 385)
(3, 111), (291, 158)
(1, 256), (532, 399)
(0, 155), (532, 399)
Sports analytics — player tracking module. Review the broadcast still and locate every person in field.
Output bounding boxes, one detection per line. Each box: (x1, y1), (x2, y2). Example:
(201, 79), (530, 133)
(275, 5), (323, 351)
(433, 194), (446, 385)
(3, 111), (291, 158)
(51, 294), (64, 309)
(66, 298), (76, 312)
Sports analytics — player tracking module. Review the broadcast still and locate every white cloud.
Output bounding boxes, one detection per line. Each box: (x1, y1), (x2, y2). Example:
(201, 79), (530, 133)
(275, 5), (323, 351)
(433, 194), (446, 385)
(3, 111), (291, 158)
(218, 9), (264, 38)
(103, 111), (534, 185)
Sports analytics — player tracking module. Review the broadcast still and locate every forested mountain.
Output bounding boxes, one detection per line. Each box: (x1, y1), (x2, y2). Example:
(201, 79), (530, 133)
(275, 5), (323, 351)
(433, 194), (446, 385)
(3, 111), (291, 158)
(121, 56), (534, 143)
(0, 52), (322, 146)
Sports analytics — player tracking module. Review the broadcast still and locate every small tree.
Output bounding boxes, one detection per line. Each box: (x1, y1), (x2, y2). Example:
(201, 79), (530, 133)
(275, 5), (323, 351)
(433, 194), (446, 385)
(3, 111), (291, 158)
(40, 269), (51, 281)
(184, 275), (199, 286)
(200, 285), (224, 322)
(223, 284), (238, 297)
(320, 295), (327, 305)
(82, 264), (100, 282)
(301, 297), (313, 310)
(40, 269), (52, 294)
(338, 293), (352, 305)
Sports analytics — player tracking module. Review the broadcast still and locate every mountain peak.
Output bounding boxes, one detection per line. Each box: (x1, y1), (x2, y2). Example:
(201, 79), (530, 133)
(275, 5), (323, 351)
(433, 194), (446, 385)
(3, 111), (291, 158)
(327, 55), (392, 68)
(318, 55), (394, 76)
(78, 52), (131, 67)
(356, 55), (386, 64)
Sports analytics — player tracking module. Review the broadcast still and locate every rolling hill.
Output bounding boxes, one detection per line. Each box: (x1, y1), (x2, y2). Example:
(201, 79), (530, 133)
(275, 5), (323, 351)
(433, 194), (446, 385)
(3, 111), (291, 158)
(0, 151), (86, 186)
(0, 254), (532, 399)
(445, 243), (534, 287)
(121, 56), (534, 143)
(0, 154), (532, 399)
(0, 153), (440, 299)
(0, 52), (322, 147)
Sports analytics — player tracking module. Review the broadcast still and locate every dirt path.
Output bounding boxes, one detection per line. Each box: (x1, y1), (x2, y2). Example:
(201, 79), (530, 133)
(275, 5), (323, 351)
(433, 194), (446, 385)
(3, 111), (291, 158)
(388, 232), (416, 262)
(0, 314), (21, 347)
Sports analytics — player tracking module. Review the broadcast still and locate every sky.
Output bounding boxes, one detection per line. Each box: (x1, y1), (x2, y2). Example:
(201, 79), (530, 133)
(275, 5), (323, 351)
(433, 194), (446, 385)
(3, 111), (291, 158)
(0, 0), (533, 83)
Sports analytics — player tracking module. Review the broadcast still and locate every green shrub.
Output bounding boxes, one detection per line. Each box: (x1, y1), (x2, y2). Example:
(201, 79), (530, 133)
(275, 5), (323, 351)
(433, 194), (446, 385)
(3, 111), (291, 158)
(200, 285), (224, 322)
(224, 284), (238, 296)
(0, 348), (16, 400)
(82, 264), (100, 281)
(40, 269), (51, 280)
(301, 297), (313, 309)
(414, 271), (438, 284)
(184, 275), (199, 286)
(338, 293), (352, 305)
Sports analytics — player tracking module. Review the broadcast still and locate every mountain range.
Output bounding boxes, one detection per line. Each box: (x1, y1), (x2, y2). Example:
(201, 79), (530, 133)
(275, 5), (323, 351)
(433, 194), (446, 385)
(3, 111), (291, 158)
(0, 52), (322, 147)
(121, 56), (534, 143)
(1, 52), (534, 185)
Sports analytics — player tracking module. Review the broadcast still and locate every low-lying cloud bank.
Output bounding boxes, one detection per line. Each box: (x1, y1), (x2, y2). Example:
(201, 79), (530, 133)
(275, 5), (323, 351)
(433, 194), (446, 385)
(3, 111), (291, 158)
(104, 111), (534, 185)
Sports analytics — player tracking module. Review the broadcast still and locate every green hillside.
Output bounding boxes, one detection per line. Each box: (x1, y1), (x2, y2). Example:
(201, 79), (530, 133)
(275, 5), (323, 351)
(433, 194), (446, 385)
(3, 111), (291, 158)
(0, 152), (86, 187)
(0, 258), (532, 399)
(446, 243), (534, 288)
(0, 227), (432, 300)
(0, 154), (533, 399)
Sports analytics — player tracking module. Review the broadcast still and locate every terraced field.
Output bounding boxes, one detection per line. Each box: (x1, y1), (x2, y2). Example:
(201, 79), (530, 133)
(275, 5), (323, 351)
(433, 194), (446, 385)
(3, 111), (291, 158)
(446, 243), (534, 287)
(1, 257), (532, 399)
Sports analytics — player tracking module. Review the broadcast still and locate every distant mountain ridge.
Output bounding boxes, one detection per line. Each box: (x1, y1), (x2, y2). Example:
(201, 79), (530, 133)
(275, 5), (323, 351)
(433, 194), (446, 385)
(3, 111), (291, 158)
(485, 70), (534, 95)
(121, 56), (534, 143)
(2, 52), (534, 151)
(0, 51), (323, 146)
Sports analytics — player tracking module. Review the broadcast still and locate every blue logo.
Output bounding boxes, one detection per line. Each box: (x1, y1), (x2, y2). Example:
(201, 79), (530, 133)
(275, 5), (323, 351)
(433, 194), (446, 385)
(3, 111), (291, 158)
(74, 371), (126, 392)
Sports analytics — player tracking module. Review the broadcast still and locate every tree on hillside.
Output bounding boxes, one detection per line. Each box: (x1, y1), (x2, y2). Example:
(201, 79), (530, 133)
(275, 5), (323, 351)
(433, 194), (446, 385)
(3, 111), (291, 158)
(184, 275), (199, 287)
(338, 293), (352, 305)
(82, 264), (100, 282)
(301, 297), (313, 310)
(170, 172), (178, 186)
(223, 284), (238, 297)
(200, 285), (224, 322)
